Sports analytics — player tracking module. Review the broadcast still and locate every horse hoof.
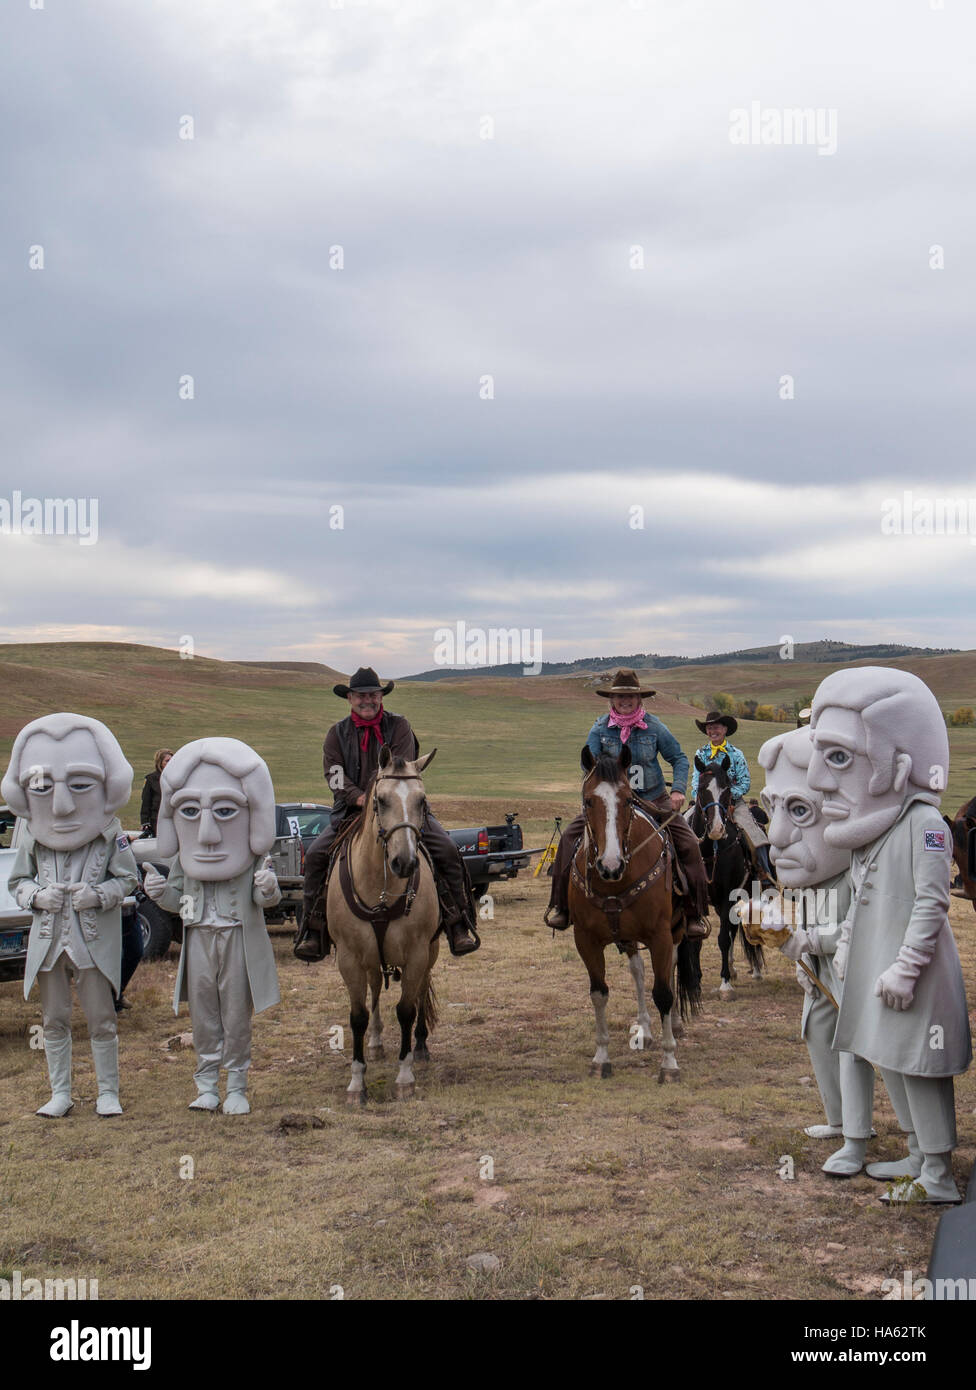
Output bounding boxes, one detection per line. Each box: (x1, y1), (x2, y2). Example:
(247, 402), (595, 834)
(750, 970), (763, 981)
(719, 984), (736, 1000)
(658, 1067), (681, 1085)
(413, 1046), (430, 1065)
(394, 1082), (415, 1101)
(590, 1061), (612, 1078)
(346, 1089), (366, 1106)
(366, 1045), (385, 1061)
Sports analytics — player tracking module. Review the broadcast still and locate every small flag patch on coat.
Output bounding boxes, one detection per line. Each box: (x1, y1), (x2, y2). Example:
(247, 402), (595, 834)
(923, 828), (946, 852)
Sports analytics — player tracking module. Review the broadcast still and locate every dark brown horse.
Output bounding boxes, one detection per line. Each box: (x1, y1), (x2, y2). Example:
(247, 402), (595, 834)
(567, 746), (701, 1083)
(946, 795), (976, 912)
(689, 753), (763, 998)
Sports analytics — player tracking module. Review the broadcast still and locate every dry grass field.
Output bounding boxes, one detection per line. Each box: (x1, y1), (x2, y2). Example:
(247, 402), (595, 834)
(2, 877), (974, 1302)
(2, 641), (975, 1303)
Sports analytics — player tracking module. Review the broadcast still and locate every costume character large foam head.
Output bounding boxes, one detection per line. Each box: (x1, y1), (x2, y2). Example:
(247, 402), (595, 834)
(808, 667), (948, 851)
(156, 738), (275, 881)
(1, 712), (133, 852)
(758, 726), (850, 889)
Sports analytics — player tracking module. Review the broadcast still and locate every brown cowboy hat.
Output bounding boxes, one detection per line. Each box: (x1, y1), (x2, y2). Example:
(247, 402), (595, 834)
(594, 667), (656, 698)
(333, 666), (394, 699)
(696, 710), (738, 736)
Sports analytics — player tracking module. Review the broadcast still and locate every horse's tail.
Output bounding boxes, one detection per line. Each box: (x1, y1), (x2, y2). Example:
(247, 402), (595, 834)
(676, 936), (703, 1021)
(419, 975), (439, 1034)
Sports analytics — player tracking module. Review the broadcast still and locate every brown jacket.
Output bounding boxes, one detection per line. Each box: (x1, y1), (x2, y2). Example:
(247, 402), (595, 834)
(323, 710), (418, 817)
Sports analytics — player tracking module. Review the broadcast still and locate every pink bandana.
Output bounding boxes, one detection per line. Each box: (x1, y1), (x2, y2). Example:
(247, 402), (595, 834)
(607, 705), (647, 744)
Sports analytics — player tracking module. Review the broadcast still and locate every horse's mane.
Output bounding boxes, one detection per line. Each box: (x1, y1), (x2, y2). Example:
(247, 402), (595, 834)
(585, 752), (628, 785)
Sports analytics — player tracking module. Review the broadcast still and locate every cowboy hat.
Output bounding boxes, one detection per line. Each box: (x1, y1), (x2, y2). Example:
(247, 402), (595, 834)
(333, 666), (394, 698)
(594, 668), (656, 698)
(696, 710), (738, 736)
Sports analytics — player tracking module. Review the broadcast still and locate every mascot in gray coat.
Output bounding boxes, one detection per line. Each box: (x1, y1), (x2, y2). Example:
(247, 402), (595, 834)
(809, 667), (971, 1203)
(758, 727), (876, 1171)
(3, 713), (138, 1117)
(143, 738), (281, 1115)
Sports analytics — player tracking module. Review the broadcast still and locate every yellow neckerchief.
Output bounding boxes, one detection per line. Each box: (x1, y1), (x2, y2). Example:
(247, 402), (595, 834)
(708, 740), (728, 759)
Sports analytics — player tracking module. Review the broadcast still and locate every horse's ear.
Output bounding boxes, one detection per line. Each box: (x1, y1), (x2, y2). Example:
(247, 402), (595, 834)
(378, 744), (393, 769)
(618, 746), (631, 772)
(581, 746), (595, 771)
(415, 748), (436, 773)
(719, 752), (731, 769)
(694, 754), (705, 772)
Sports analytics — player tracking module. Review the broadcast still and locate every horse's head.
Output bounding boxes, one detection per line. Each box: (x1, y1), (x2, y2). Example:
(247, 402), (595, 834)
(580, 744), (632, 880)
(373, 743), (436, 878)
(693, 752), (733, 841)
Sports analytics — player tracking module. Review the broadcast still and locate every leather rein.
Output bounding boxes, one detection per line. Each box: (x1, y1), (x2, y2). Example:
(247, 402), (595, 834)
(337, 773), (427, 986)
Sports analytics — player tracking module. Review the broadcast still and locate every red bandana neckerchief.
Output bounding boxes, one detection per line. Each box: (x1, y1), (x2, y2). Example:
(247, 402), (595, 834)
(350, 703), (385, 752)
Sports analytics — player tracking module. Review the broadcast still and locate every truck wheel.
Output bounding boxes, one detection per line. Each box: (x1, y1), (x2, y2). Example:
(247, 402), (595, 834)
(137, 900), (175, 961)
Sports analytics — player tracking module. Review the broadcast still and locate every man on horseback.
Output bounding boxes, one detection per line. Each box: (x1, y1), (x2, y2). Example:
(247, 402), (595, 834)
(544, 669), (711, 939)
(691, 712), (776, 888)
(297, 667), (479, 961)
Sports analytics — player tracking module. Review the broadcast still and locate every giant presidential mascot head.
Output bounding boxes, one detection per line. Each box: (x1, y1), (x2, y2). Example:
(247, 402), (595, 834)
(758, 725), (850, 889)
(156, 737), (276, 881)
(808, 667), (948, 851)
(1, 712), (133, 851)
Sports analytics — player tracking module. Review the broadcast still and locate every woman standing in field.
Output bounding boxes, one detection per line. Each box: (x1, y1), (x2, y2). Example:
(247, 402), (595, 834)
(544, 669), (710, 938)
(140, 749), (172, 836)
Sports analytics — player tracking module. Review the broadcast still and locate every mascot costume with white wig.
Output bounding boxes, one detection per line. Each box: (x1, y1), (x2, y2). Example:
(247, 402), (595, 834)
(758, 726), (876, 1171)
(808, 667), (970, 1203)
(143, 738), (281, 1115)
(3, 713), (139, 1117)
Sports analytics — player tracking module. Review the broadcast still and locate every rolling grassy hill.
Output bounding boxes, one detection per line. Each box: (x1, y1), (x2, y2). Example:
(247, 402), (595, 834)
(0, 642), (974, 837)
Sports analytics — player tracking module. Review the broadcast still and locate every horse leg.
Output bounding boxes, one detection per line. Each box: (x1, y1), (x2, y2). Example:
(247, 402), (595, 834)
(413, 938), (439, 1065)
(626, 946), (654, 1049)
(718, 906), (736, 998)
(649, 935), (679, 1083)
(575, 926), (611, 1078)
(337, 952), (370, 1105)
(394, 954), (429, 1100)
(366, 978), (384, 1060)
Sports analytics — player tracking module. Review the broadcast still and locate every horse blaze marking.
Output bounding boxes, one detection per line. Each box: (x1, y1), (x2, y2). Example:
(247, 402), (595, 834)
(594, 783), (621, 869)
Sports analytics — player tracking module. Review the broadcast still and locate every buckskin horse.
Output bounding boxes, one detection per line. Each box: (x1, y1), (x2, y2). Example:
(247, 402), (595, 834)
(946, 794), (976, 913)
(567, 746), (701, 1083)
(689, 752), (763, 999)
(327, 744), (440, 1103)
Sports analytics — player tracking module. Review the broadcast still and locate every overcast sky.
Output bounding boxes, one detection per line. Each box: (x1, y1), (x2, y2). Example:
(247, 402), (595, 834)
(2, 0), (974, 677)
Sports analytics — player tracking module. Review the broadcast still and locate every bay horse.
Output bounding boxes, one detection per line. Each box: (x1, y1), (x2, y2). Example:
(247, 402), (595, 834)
(945, 795), (976, 912)
(327, 744), (440, 1103)
(568, 746), (701, 1083)
(689, 752), (763, 999)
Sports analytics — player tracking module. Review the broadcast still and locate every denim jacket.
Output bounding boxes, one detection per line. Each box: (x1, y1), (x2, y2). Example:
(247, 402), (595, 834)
(585, 713), (689, 800)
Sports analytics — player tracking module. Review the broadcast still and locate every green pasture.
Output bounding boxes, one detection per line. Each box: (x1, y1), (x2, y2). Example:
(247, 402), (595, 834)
(0, 643), (974, 842)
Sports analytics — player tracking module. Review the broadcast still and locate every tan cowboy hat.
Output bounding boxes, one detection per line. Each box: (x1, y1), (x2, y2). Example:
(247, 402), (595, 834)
(594, 667), (656, 698)
(333, 666), (394, 698)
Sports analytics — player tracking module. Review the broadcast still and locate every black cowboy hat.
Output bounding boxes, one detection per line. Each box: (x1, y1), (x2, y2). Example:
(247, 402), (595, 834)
(695, 710), (738, 737)
(333, 666), (394, 698)
(593, 667), (656, 698)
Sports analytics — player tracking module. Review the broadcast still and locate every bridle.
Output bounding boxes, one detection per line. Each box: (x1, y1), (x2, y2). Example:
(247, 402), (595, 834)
(369, 772), (427, 906)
